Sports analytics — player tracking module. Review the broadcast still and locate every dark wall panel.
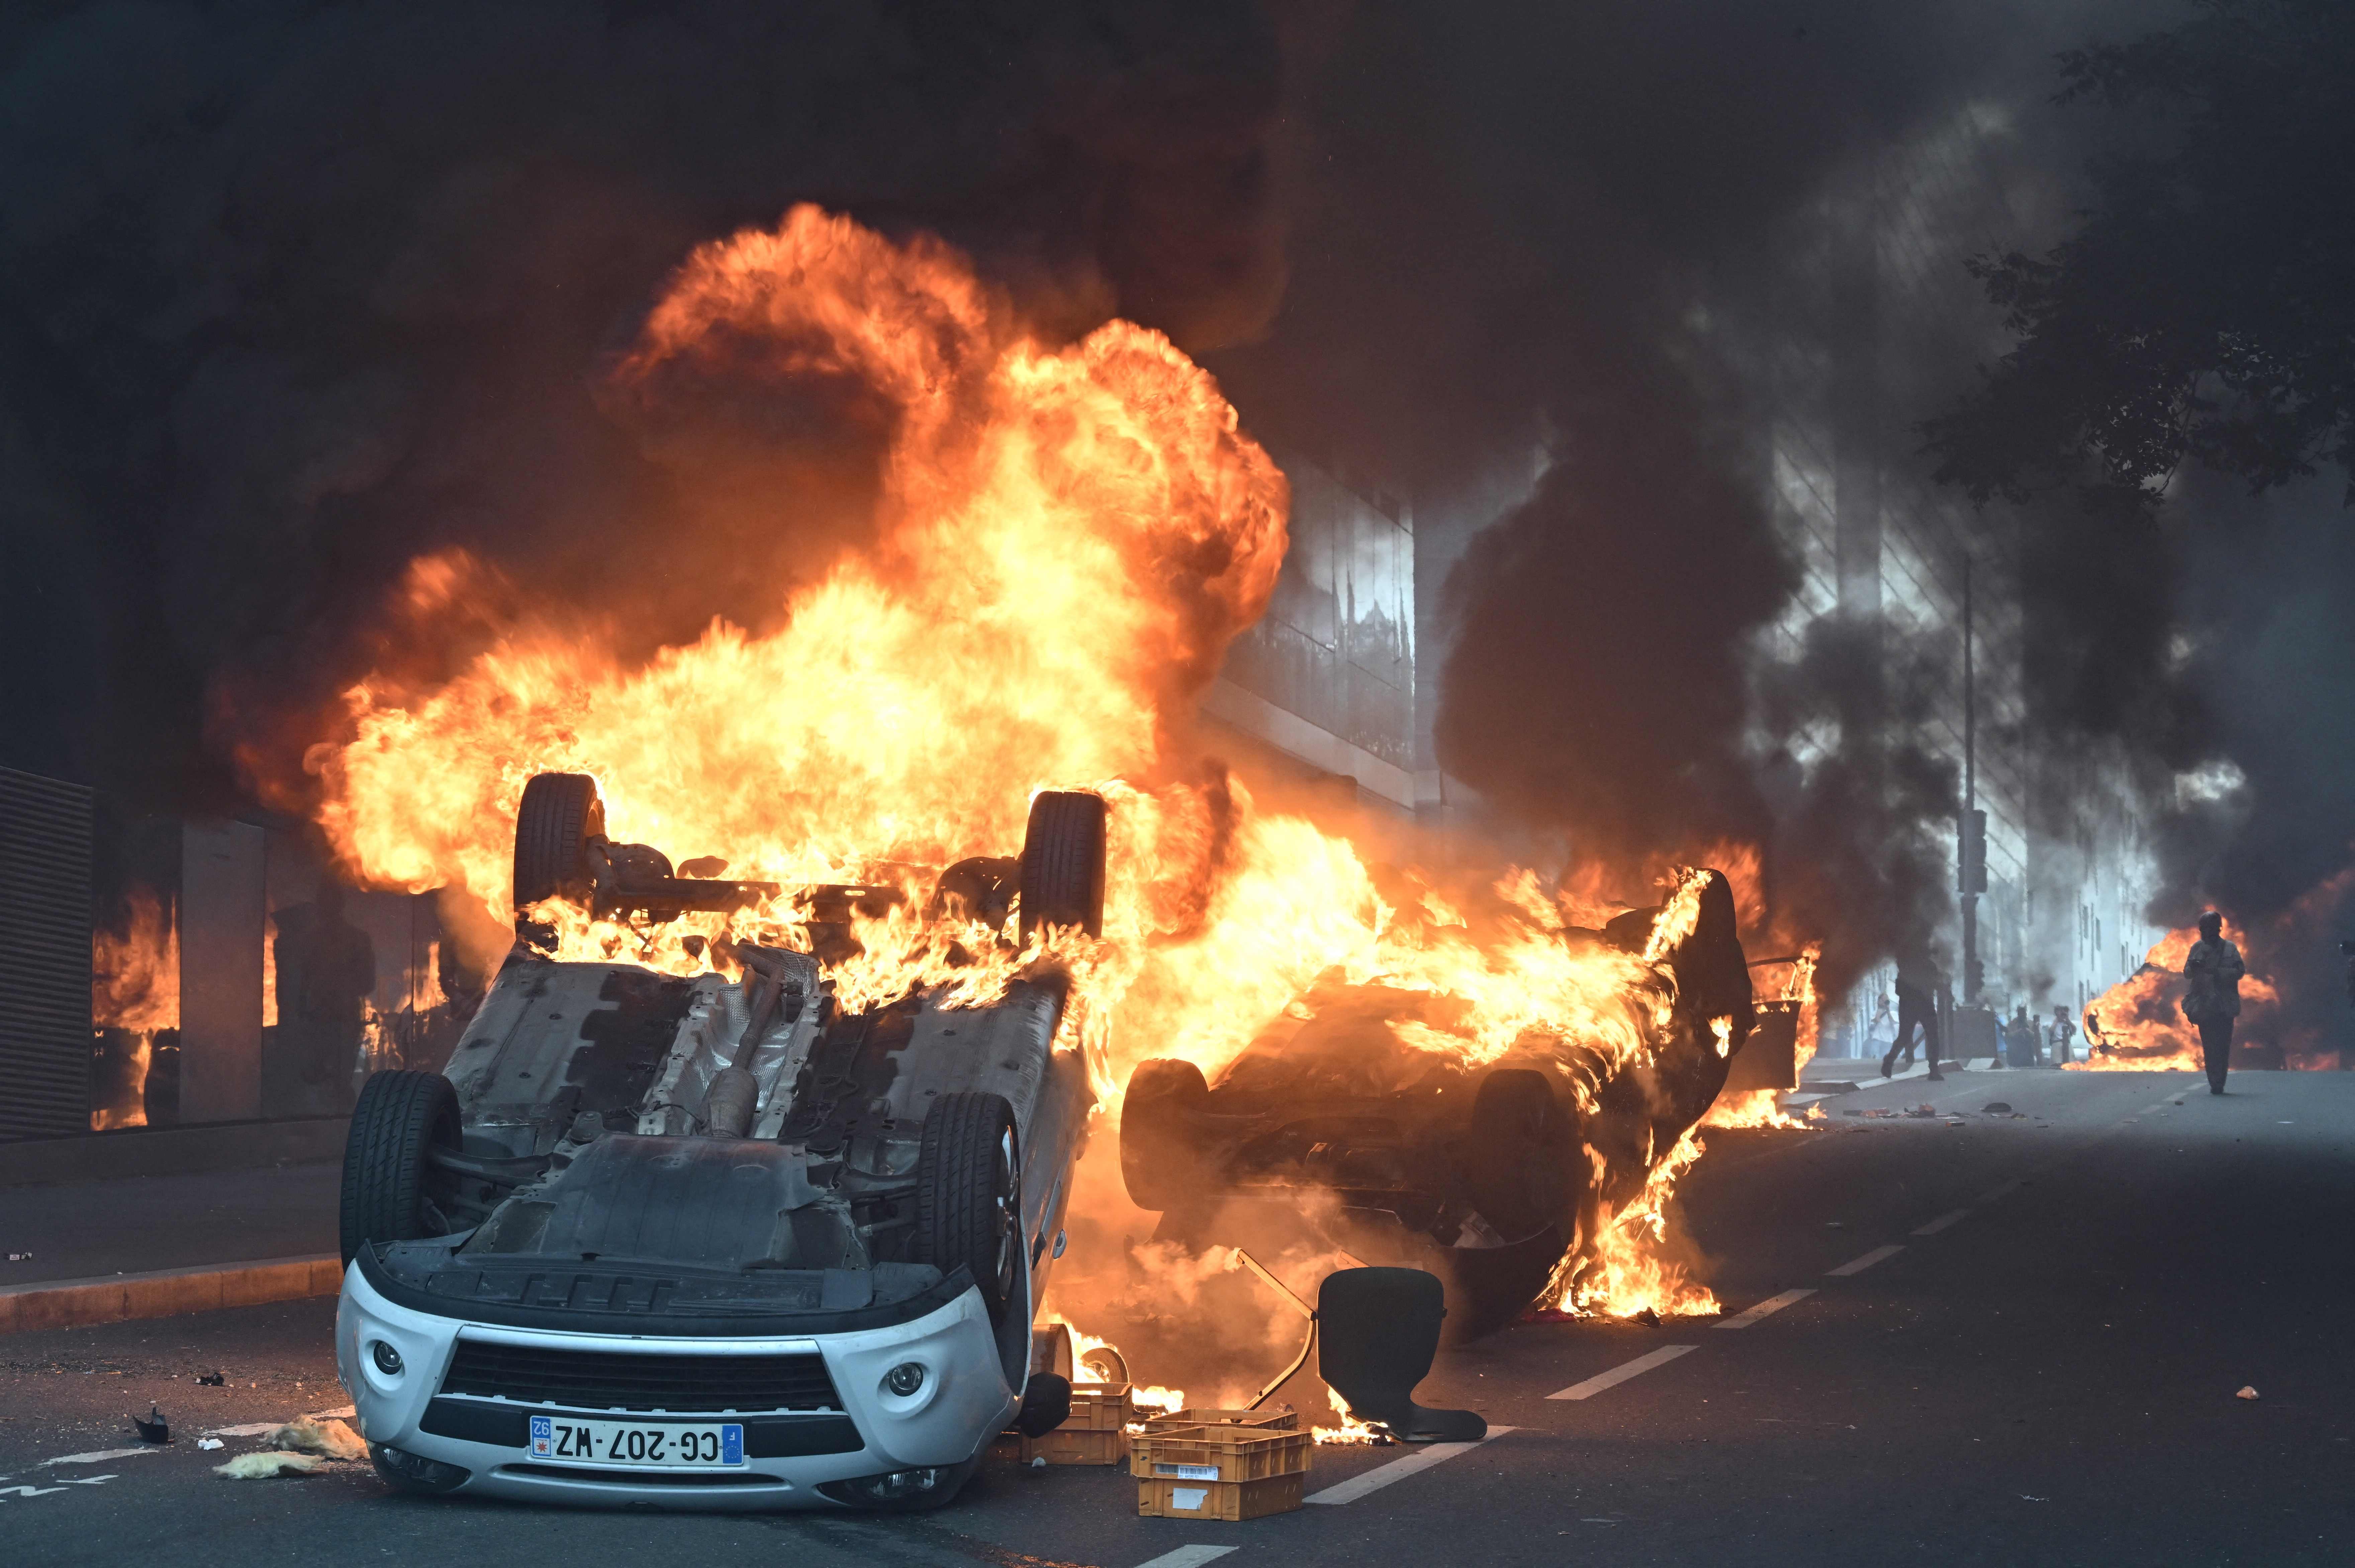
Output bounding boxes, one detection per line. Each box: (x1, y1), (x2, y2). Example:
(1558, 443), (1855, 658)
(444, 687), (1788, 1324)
(0, 766), (93, 1139)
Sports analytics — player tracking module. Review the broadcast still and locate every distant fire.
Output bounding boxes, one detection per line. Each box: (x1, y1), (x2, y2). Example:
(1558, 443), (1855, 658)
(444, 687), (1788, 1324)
(2074, 922), (2281, 1072)
(90, 890), (179, 1130)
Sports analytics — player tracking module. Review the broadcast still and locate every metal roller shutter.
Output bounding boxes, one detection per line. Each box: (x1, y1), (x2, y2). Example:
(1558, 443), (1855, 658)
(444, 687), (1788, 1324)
(0, 766), (93, 1139)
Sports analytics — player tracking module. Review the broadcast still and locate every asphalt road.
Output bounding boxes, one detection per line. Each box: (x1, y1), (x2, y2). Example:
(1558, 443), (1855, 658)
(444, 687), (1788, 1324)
(6, 1066), (2351, 1567)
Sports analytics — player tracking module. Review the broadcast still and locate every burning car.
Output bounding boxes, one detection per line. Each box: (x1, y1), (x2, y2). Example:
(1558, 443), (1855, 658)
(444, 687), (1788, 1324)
(1118, 870), (1755, 1340)
(335, 773), (1104, 1511)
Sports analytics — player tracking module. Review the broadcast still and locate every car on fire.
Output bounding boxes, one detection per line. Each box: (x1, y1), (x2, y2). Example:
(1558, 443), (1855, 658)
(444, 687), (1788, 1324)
(1118, 871), (1757, 1340)
(335, 773), (1103, 1511)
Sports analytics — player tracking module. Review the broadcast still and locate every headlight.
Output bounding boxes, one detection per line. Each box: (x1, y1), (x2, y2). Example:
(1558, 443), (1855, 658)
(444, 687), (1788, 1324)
(370, 1341), (404, 1377)
(882, 1361), (926, 1397)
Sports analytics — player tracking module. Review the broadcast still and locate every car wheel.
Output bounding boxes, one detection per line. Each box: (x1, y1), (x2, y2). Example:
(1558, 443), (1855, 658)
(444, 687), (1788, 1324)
(914, 1092), (1023, 1322)
(339, 1070), (460, 1265)
(1018, 791), (1106, 941)
(1118, 1058), (1210, 1212)
(1461, 1067), (1570, 1241)
(513, 772), (604, 911)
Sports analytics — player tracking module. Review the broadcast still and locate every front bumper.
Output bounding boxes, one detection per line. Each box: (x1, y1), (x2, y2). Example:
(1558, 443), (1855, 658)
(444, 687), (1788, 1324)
(336, 1262), (1018, 1510)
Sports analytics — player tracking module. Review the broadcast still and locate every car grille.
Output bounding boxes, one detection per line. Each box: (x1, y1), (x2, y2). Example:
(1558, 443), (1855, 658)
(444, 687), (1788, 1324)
(441, 1339), (841, 1413)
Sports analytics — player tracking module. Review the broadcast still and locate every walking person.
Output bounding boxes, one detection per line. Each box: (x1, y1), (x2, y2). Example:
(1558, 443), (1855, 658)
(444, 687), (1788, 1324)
(1883, 954), (1945, 1083)
(2182, 912), (2246, 1096)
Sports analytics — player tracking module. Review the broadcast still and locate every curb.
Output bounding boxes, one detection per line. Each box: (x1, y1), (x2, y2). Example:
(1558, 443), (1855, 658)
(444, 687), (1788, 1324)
(0, 1254), (343, 1336)
(1792, 1061), (1996, 1103)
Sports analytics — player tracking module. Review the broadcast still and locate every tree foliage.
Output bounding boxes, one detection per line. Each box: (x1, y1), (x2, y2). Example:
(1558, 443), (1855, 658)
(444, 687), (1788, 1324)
(1927, 0), (2355, 509)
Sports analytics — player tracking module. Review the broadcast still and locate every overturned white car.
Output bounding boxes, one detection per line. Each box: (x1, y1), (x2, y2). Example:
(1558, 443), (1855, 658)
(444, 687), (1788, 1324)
(336, 774), (1103, 1510)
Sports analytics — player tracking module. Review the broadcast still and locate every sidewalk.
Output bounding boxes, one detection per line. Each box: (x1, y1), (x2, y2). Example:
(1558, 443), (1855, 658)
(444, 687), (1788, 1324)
(1789, 1056), (2002, 1109)
(0, 1161), (342, 1334)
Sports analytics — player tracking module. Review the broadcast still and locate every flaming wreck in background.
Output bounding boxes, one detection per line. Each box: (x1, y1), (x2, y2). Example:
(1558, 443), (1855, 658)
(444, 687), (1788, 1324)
(89, 890), (179, 1130)
(2076, 921), (2288, 1072)
(271, 208), (1795, 1425)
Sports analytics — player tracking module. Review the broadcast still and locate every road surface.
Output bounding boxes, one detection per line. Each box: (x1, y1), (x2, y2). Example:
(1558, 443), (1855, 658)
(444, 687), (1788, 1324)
(5, 1067), (2349, 1566)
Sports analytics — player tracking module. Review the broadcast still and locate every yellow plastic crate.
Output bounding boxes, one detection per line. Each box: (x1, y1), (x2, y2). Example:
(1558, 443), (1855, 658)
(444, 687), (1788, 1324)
(1024, 1425), (1130, 1466)
(1138, 1404), (1298, 1433)
(1138, 1471), (1305, 1522)
(1065, 1381), (1134, 1431)
(1130, 1423), (1311, 1484)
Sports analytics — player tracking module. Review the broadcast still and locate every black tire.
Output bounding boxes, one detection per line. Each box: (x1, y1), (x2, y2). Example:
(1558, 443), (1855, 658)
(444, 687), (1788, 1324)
(513, 772), (604, 910)
(1461, 1068), (1570, 1242)
(340, 1070), (460, 1266)
(913, 1092), (1023, 1323)
(1018, 791), (1106, 941)
(1118, 1058), (1210, 1212)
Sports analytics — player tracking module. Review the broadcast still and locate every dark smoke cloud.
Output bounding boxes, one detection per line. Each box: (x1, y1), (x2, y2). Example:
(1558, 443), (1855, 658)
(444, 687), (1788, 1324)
(0, 0), (1281, 813)
(1199, 0), (2159, 994)
(19, 0), (2329, 1015)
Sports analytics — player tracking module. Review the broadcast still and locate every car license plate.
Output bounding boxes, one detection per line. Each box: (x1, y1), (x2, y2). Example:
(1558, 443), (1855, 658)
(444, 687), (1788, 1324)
(528, 1414), (744, 1468)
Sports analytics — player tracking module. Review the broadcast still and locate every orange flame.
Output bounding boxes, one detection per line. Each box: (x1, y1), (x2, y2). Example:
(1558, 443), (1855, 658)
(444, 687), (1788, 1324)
(1542, 1126), (1720, 1318)
(90, 891), (180, 1131)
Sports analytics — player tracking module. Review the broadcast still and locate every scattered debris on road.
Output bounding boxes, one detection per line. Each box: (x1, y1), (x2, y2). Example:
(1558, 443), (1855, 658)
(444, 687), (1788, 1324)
(130, 1405), (168, 1444)
(264, 1419), (366, 1460)
(1982, 1102), (2012, 1114)
(195, 1439), (223, 1451)
(2236, 1386), (2260, 1400)
(195, 1373), (224, 1387)
(7, 1251), (32, 1262)
(214, 1452), (323, 1479)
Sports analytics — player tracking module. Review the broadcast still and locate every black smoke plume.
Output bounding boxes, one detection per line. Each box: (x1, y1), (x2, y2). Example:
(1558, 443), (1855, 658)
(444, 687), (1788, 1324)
(0, 0), (1282, 814)
(1206, 0), (2158, 1000)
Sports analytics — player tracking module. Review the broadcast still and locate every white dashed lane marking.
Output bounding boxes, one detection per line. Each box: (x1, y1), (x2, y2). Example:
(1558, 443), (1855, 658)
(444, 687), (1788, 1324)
(1546, 1345), (1699, 1401)
(1826, 1244), (1904, 1277)
(1716, 1288), (1815, 1329)
(1133, 1548), (1238, 1568)
(1304, 1428), (1515, 1505)
(1912, 1209), (1970, 1237)
(39, 1448), (157, 1466)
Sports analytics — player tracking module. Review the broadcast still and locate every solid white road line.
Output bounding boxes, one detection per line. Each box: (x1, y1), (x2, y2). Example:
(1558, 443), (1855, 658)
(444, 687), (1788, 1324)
(1303, 1427), (1515, 1505)
(1716, 1288), (1815, 1328)
(1826, 1244), (1904, 1277)
(1133, 1548), (1238, 1568)
(1912, 1209), (1970, 1237)
(1547, 1345), (1699, 1400)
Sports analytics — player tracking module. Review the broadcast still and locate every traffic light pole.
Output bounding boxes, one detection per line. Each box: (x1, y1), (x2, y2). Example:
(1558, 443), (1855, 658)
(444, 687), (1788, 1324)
(1960, 554), (1981, 1005)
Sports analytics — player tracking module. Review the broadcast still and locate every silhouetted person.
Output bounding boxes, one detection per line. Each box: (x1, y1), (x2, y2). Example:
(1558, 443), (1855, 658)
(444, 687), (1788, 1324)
(2049, 1004), (2076, 1065)
(1884, 954), (1943, 1082)
(2004, 1003), (2042, 1068)
(2182, 911), (2245, 1096)
(277, 881), (376, 1105)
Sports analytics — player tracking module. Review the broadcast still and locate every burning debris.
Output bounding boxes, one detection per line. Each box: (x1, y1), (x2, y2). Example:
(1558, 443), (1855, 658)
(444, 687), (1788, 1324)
(1705, 943), (1823, 1131)
(259, 209), (1794, 1479)
(2076, 922), (2283, 1073)
(89, 890), (180, 1131)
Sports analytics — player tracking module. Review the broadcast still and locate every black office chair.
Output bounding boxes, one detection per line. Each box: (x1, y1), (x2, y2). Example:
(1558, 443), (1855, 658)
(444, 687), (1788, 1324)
(1316, 1267), (1487, 1443)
